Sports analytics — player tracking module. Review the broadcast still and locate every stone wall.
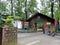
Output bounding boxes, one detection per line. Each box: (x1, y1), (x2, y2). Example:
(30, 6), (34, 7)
(2, 27), (17, 45)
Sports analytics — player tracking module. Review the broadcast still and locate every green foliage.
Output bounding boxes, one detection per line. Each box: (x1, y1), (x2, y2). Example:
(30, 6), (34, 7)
(55, 10), (60, 19)
(1, 0), (60, 20)
(15, 0), (37, 20)
(0, 1), (7, 12)
(40, 0), (45, 6)
(13, 16), (21, 20)
(28, 0), (37, 14)
(2, 16), (14, 27)
(40, 0), (60, 20)
(2, 16), (13, 23)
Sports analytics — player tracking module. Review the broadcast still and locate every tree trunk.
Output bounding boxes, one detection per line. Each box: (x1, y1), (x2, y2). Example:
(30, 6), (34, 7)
(11, 0), (13, 16)
(59, 0), (60, 10)
(17, 0), (20, 5)
(25, 0), (27, 20)
(51, 0), (54, 19)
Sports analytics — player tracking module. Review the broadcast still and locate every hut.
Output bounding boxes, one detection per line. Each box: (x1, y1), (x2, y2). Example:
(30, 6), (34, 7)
(26, 13), (57, 33)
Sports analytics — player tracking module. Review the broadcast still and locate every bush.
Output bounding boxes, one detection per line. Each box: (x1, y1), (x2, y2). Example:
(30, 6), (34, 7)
(2, 16), (13, 27)
(13, 16), (21, 20)
(2, 16), (13, 23)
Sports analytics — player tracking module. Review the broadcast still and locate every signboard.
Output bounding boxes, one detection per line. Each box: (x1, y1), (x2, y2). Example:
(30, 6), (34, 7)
(24, 22), (29, 29)
(17, 21), (22, 29)
(12, 21), (22, 29)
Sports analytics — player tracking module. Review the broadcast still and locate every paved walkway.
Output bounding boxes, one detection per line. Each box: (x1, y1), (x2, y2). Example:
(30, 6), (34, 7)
(17, 32), (60, 45)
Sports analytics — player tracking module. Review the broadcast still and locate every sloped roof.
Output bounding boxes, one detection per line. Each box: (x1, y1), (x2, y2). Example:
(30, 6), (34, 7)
(26, 13), (55, 23)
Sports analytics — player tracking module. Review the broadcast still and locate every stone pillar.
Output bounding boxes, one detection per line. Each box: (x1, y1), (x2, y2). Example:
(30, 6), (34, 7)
(2, 27), (17, 45)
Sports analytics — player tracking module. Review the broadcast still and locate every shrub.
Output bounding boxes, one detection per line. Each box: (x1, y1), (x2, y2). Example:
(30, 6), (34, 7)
(2, 16), (13, 23)
(2, 16), (13, 27)
(13, 16), (21, 20)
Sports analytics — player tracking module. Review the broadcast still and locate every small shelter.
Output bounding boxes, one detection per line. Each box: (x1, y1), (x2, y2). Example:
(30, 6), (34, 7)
(26, 13), (57, 33)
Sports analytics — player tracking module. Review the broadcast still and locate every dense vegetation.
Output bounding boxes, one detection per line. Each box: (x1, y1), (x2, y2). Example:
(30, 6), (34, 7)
(0, 0), (60, 20)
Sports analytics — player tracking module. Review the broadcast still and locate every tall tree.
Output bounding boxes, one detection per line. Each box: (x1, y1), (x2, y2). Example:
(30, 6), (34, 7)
(28, 0), (37, 14)
(54, 0), (59, 19)
(15, 0), (37, 20)
(40, 0), (50, 15)
(25, 0), (27, 20)
(51, 0), (54, 19)
(15, 0), (22, 16)
(11, 0), (13, 16)
(59, 0), (60, 10)
(6, 0), (13, 15)
(26, 0), (37, 19)
(15, 0), (26, 20)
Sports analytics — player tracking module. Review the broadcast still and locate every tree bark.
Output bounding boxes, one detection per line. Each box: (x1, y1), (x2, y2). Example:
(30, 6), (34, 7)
(25, 0), (27, 20)
(51, 0), (54, 19)
(11, 0), (13, 16)
(59, 0), (60, 10)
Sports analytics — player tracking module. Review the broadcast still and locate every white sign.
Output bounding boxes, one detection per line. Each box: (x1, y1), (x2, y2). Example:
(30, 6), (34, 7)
(17, 21), (22, 29)
(12, 21), (22, 29)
